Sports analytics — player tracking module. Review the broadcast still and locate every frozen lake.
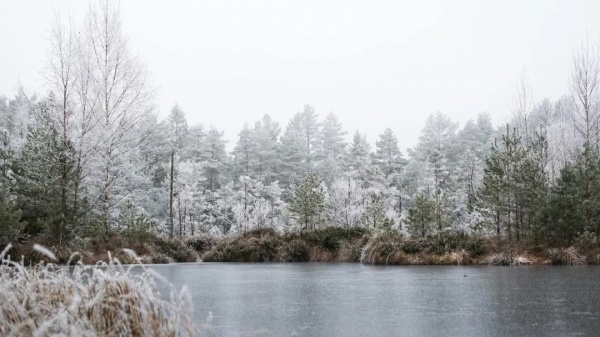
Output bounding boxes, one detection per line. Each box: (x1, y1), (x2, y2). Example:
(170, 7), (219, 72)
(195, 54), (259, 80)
(150, 263), (600, 337)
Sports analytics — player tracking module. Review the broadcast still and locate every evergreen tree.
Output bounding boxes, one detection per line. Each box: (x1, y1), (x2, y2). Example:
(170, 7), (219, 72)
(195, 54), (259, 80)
(252, 114), (281, 184)
(478, 138), (506, 236)
(167, 104), (189, 152)
(0, 176), (23, 246)
(346, 131), (372, 181)
(232, 123), (254, 179)
(316, 113), (347, 185)
(406, 193), (436, 237)
(538, 163), (584, 244)
(374, 128), (406, 179)
(199, 127), (228, 192)
(12, 113), (84, 244)
(318, 112), (347, 160)
(289, 173), (326, 229)
(365, 194), (387, 229)
(279, 114), (307, 188)
(298, 104), (320, 165)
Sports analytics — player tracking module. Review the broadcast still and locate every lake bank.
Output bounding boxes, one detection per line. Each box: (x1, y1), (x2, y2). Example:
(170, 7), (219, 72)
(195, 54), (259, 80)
(5, 227), (599, 266)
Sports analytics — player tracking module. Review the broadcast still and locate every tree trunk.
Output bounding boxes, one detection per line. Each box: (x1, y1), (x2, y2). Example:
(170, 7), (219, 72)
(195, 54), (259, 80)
(169, 150), (174, 239)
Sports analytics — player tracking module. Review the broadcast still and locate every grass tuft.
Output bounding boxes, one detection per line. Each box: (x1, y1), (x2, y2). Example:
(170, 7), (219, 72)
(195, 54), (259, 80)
(549, 247), (586, 266)
(0, 245), (199, 336)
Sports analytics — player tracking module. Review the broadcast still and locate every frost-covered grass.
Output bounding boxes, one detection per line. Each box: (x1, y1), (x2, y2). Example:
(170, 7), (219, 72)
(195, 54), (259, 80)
(0, 244), (199, 336)
(549, 247), (586, 266)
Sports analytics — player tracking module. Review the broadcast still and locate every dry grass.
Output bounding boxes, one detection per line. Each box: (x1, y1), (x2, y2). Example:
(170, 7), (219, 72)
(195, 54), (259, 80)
(548, 246), (587, 266)
(0, 244), (200, 336)
(360, 232), (406, 265)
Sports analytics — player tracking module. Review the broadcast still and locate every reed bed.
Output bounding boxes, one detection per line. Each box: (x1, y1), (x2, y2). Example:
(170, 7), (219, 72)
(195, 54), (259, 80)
(0, 244), (200, 337)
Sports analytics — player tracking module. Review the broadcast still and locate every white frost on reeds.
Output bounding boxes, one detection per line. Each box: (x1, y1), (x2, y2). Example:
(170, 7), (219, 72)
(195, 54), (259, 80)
(0, 245), (200, 336)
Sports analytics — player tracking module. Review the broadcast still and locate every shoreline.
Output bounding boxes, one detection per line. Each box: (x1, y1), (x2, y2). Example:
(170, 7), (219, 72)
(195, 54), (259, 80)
(5, 227), (598, 267)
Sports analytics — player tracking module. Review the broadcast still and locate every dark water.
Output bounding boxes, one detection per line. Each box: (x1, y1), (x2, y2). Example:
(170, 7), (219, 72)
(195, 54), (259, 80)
(149, 263), (600, 337)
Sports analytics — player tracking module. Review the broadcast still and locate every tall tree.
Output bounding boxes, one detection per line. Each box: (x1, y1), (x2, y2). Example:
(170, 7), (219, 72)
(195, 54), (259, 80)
(289, 173), (326, 229)
(11, 101), (84, 244)
(279, 114), (307, 188)
(232, 123), (253, 180)
(298, 104), (320, 165)
(252, 114), (281, 184)
(374, 128), (406, 180)
(316, 112), (347, 185)
(406, 194), (436, 237)
(199, 127), (228, 192)
(79, 1), (155, 234)
(570, 39), (600, 150)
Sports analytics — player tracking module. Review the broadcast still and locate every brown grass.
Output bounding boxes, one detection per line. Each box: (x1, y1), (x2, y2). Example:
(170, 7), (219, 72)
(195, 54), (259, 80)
(0, 244), (199, 336)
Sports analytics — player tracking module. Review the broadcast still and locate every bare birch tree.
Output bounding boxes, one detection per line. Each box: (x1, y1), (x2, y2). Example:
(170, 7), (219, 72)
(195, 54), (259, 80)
(570, 38), (600, 150)
(512, 70), (534, 141)
(83, 1), (154, 234)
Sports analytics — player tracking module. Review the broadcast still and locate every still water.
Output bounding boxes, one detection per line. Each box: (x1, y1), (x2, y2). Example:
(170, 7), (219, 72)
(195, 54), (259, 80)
(149, 263), (600, 337)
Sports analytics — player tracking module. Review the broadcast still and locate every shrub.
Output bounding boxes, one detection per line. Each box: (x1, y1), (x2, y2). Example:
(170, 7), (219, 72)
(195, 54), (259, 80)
(245, 227), (277, 238)
(185, 235), (215, 253)
(399, 239), (424, 254)
(151, 253), (174, 264)
(302, 227), (370, 251)
(484, 252), (512, 266)
(280, 239), (310, 262)
(549, 247), (586, 266)
(153, 237), (198, 263)
(202, 235), (282, 262)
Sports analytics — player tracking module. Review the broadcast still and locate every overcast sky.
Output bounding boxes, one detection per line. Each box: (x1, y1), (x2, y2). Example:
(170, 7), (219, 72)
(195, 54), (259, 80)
(2, 0), (600, 152)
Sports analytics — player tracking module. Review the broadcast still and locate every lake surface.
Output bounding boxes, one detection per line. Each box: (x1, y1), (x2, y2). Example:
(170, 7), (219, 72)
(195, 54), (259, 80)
(149, 263), (600, 337)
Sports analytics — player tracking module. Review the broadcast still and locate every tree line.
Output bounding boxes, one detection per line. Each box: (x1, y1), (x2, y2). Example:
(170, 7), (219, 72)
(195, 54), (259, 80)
(1, 1), (600, 248)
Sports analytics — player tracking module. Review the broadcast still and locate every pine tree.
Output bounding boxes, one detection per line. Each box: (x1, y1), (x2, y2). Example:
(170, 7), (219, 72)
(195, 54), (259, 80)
(289, 173), (326, 229)
(374, 128), (406, 179)
(538, 163), (583, 244)
(167, 104), (189, 152)
(232, 123), (254, 180)
(279, 114), (307, 188)
(478, 137), (507, 236)
(406, 193), (436, 237)
(365, 194), (387, 229)
(318, 112), (347, 160)
(0, 176), (23, 246)
(199, 127), (228, 192)
(299, 105), (320, 165)
(252, 114), (281, 184)
(346, 131), (372, 182)
(316, 113), (347, 185)
(12, 110), (84, 244)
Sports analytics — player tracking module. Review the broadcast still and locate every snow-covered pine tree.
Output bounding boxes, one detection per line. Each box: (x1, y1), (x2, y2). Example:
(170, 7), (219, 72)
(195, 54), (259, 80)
(199, 127), (229, 193)
(316, 112), (347, 185)
(374, 128), (406, 180)
(11, 100), (84, 245)
(252, 114), (281, 184)
(232, 123), (254, 180)
(279, 114), (308, 189)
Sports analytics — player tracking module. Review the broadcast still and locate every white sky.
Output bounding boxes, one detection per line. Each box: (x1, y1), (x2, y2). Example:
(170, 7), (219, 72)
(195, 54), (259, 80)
(2, 0), (600, 152)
